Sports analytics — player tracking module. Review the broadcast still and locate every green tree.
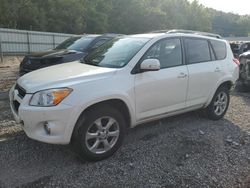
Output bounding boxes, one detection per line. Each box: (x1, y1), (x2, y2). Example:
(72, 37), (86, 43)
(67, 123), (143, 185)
(0, 0), (40, 30)
(0, 0), (249, 36)
(45, 0), (85, 33)
(83, 0), (112, 33)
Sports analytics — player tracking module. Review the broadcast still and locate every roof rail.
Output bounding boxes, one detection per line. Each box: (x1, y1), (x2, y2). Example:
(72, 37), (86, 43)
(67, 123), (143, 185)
(101, 33), (124, 37)
(148, 29), (170, 33)
(166, 29), (222, 39)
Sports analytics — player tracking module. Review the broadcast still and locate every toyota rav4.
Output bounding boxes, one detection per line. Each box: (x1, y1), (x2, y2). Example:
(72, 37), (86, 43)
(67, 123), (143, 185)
(10, 30), (239, 161)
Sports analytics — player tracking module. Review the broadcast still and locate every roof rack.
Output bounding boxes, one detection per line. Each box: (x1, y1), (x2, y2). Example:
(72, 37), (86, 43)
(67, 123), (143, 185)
(166, 29), (222, 39)
(101, 33), (124, 37)
(148, 29), (170, 33)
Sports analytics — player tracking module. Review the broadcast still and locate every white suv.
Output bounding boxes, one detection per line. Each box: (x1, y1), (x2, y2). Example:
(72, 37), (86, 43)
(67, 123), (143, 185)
(10, 30), (239, 161)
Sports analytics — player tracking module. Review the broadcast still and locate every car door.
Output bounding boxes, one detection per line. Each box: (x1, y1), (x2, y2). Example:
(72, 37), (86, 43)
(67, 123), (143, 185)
(134, 38), (188, 121)
(184, 37), (221, 107)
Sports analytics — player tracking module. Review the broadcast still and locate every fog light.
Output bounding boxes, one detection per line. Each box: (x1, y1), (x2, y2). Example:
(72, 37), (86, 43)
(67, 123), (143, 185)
(44, 122), (51, 135)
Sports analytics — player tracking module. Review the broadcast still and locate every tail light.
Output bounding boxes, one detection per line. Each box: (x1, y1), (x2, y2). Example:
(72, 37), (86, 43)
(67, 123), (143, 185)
(233, 58), (240, 66)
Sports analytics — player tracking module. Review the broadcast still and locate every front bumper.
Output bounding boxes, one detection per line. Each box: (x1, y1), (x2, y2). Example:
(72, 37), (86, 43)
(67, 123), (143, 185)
(9, 85), (78, 144)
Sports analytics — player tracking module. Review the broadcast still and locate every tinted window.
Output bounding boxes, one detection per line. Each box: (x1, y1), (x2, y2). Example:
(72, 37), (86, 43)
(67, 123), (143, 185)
(55, 36), (96, 52)
(185, 38), (211, 64)
(230, 43), (240, 54)
(82, 37), (150, 68)
(142, 38), (182, 68)
(210, 40), (227, 60)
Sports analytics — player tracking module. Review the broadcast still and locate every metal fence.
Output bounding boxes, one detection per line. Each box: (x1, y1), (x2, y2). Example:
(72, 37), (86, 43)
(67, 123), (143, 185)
(1, 27), (250, 62)
(225, 37), (250, 42)
(0, 28), (76, 62)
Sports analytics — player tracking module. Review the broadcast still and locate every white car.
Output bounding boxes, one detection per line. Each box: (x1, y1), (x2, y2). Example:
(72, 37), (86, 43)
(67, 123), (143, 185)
(10, 30), (239, 161)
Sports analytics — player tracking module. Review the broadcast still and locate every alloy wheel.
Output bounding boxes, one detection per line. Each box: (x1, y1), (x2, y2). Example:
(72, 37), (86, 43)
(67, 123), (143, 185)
(213, 91), (228, 116)
(85, 116), (120, 154)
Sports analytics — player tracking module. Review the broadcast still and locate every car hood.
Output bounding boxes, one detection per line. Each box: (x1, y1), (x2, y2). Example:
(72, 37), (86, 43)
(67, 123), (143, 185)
(18, 61), (117, 93)
(28, 49), (83, 58)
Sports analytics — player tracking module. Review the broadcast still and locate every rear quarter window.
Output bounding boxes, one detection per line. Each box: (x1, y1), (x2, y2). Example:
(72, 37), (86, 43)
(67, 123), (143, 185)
(184, 38), (211, 64)
(210, 40), (227, 60)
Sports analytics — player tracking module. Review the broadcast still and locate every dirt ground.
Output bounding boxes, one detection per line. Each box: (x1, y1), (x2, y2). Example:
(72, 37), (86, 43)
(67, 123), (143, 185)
(0, 57), (250, 188)
(0, 56), (22, 92)
(0, 57), (23, 139)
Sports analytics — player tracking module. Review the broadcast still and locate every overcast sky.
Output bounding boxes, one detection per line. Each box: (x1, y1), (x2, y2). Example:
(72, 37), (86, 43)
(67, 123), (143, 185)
(190, 0), (249, 15)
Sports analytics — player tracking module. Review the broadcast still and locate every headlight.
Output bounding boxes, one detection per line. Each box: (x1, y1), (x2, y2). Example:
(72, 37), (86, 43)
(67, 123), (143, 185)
(29, 88), (73, 107)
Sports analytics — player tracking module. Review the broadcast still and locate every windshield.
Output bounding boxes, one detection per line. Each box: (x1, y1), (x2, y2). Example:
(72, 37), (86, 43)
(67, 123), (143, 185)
(82, 37), (150, 68)
(55, 36), (96, 51)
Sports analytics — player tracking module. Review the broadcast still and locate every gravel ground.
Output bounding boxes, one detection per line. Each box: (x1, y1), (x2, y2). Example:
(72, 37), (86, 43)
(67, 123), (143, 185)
(0, 57), (23, 139)
(0, 56), (21, 92)
(0, 58), (250, 187)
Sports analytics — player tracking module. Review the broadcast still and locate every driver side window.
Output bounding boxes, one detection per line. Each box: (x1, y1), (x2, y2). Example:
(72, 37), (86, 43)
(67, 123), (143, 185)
(91, 38), (108, 50)
(142, 38), (183, 69)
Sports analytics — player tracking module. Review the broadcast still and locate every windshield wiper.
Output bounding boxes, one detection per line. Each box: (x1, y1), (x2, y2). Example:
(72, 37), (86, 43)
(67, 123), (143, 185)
(81, 58), (101, 67)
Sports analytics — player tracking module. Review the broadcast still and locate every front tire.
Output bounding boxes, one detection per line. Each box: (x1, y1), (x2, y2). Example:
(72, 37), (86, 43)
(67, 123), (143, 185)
(204, 86), (230, 120)
(72, 105), (126, 161)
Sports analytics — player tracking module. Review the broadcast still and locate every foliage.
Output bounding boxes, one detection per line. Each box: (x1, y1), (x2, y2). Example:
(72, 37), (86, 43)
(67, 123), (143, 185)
(0, 0), (249, 36)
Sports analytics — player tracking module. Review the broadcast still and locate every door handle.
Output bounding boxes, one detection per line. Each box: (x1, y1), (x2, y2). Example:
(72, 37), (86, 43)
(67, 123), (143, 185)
(177, 72), (187, 78)
(214, 67), (221, 72)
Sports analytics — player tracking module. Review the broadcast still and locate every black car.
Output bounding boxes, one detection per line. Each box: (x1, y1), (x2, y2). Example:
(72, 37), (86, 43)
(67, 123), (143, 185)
(19, 34), (121, 76)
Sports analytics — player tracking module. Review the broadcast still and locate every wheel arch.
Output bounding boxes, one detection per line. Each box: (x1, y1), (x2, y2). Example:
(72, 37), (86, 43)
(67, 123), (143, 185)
(205, 80), (234, 107)
(70, 98), (133, 144)
(218, 80), (234, 91)
(82, 99), (132, 129)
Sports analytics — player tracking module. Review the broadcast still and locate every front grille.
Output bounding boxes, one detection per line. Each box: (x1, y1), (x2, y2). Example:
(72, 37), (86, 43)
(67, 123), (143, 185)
(15, 84), (26, 98)
(22, 57), (62, 71)
(23, 58), (42, 69)
(20, 57), (28, 69)
(13, 100), (20, 112)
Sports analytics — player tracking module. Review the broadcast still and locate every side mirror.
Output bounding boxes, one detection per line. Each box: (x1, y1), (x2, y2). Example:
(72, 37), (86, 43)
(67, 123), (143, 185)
(140, 59), (160, 72)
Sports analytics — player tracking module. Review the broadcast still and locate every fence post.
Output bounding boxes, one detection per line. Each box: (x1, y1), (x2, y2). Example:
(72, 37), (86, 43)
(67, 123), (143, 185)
(27, 32), (30, 53)
(52, 34), (56, 48)
(0, 33), (3, 63)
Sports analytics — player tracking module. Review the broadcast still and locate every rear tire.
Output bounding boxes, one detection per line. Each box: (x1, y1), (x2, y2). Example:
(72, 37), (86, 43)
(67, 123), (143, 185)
(204, 86), (230, 120)
(71, 105), (126, 161)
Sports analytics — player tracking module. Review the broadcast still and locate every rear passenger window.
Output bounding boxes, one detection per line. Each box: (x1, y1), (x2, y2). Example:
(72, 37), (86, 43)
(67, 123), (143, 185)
(210, 40), (227, 60)
(184, 38), (211, 64)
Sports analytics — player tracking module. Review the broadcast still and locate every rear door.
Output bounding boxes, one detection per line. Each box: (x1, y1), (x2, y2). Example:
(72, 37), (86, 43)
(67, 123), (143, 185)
(184, 37), (221, 107)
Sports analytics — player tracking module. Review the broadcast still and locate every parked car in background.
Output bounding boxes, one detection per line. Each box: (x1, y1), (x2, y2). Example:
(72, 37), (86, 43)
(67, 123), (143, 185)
(230, 42), (241, 58)
(230, 41), (250, 59)
(10, 30), (239, 161)
(238, 51), (250, 91)
(19, 34), (121, 76)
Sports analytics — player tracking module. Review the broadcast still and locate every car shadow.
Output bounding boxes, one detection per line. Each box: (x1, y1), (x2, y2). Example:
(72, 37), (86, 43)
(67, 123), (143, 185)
(232, 90), (250, 104)
(0, 109), (250, 187)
